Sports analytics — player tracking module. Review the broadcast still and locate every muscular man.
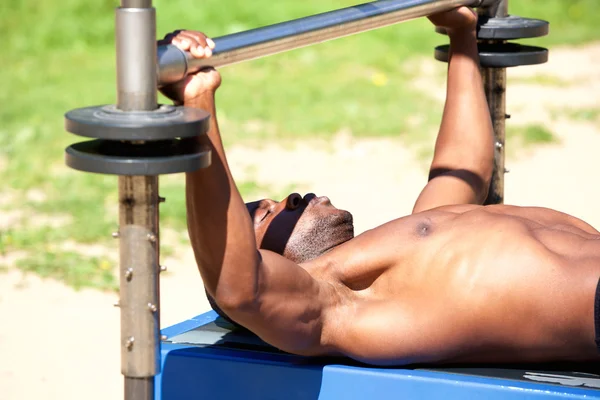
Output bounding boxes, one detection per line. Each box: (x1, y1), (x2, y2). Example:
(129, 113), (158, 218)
(161, 7), (600, 365)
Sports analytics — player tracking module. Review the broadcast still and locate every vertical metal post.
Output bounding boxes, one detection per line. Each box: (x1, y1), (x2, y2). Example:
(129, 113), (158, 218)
(119, 176), (160, 400)
(116, 1), (160, 400)
(481, 0), (508, 205)
(117, 0), (157, 111)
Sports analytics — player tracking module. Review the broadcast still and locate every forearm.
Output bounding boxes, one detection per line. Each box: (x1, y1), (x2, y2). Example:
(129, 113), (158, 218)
(184, 94), (260, 305)
(431, 30), (494, 197)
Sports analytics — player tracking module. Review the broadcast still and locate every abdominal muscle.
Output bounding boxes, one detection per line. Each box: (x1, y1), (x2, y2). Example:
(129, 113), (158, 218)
(326, 205), (600, 364)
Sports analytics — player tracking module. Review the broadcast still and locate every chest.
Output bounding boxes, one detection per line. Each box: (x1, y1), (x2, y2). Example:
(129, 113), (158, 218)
(326, 219), (445, 294)
(328, 214), (557, 300)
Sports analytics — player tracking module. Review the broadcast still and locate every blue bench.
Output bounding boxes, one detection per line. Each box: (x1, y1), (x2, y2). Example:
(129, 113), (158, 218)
(157, 311), (600, 399)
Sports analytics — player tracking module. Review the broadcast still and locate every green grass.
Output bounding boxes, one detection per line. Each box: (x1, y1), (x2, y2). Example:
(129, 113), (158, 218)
(507, 124), (558, 148)
(549, 107), (600, 125)
(512, 0), (600, 47)
(0, 0), (598, 289)
(565, 108), (600, 123)
(17, 251), (118, 291)
(0, 177), (281, 291)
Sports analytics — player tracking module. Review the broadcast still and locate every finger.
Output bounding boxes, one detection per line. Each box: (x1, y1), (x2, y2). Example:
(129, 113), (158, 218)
(174, 31), (204, 51)
(160, 29), (183, 43)
(182, 31), (209, 48)
(190, 42), (206, 58)
(181, 31), (213, 57)
(177, 33), (206, 58)
(178, 31), (208, 57)
(171, 37), (192, 51)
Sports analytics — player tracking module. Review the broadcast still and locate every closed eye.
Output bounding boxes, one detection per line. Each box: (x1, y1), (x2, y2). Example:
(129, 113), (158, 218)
(259, 209), (271, 223)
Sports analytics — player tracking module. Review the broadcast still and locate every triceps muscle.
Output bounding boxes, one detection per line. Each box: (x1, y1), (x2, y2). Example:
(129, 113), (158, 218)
(228, 250), (336, 356)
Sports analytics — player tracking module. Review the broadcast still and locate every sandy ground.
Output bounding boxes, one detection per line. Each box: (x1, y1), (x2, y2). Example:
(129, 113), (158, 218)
(1, 42), (600, 399)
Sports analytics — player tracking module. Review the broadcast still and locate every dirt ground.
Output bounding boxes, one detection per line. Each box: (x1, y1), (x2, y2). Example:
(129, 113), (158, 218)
(1, 42), (599, 399)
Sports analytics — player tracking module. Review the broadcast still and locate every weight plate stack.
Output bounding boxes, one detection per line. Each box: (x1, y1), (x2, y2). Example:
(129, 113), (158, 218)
(64, 104), (211, 175)
(435, 15), (549, 40)
(434, 43), (548, 68)
(433, 14), (549, 68)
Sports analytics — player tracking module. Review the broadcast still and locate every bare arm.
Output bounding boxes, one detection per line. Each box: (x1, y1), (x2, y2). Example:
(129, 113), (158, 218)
(161, 31), (334, 355)
(413, 9), (494, 214)
(186, 94), (335, 354)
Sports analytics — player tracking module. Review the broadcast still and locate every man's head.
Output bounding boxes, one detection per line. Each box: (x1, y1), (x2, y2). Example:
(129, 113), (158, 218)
(208, 193), (354, 328)
(246, 193), (354, 263)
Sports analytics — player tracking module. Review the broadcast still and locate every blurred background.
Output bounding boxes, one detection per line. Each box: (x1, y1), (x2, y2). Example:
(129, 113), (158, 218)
(0, 0), (599, 398)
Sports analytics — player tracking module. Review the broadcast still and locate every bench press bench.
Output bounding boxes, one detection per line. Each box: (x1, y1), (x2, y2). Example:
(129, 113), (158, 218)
(157, 311), (600, 399)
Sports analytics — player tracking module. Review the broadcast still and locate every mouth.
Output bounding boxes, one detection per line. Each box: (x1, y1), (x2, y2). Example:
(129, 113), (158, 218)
(333, 210), (355, 238)
(334, 208), (353, 224)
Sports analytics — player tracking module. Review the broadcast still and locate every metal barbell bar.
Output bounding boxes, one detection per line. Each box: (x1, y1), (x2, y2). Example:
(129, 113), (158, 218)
(157, 0), (500, 86)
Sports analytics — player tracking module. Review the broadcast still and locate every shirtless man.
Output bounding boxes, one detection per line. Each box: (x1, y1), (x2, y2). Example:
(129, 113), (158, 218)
(161, 7), (600, 365)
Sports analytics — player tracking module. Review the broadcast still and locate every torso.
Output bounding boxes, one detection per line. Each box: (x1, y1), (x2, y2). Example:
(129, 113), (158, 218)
(305, 205), (600, 365)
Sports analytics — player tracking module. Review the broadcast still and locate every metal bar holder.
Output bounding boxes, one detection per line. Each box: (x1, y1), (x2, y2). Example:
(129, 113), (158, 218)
(481, 0), (510, 204)
(64, 1), (210, 400)
(115, 4), (161, 395)
(119, 177), (160, 398)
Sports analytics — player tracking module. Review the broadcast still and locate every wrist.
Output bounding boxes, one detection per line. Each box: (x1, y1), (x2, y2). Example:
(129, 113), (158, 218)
(183, 91), (216, 109)
(448, 29), (478, 54)
(447, 28), (477, 41)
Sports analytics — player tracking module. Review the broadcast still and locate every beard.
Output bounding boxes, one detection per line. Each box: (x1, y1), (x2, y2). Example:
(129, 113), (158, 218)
(284, 210), (354, 263)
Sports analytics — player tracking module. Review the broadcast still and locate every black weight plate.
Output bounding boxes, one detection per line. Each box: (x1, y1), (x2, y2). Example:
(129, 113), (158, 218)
(65, 104), (210, 141)
(435, 15), (549, 40)
(65, 139), (211, 175)
(434, 43), (548, 68)
(477, 16), (549, 40)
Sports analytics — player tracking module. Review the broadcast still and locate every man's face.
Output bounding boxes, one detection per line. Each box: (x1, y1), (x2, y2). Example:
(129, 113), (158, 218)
(246, 193), (354, 263)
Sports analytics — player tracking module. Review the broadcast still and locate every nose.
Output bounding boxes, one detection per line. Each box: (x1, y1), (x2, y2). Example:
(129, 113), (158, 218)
(285, 193), (303, 210)
(303, 193), (317, 203)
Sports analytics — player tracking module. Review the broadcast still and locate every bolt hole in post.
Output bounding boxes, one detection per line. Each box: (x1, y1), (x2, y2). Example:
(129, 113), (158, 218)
(125, 268), (134, 281)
